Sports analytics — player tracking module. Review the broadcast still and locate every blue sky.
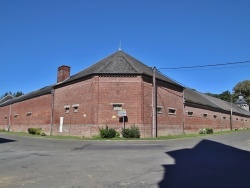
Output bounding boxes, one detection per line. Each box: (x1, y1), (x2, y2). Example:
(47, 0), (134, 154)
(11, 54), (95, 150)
(1, 0), (250, 95)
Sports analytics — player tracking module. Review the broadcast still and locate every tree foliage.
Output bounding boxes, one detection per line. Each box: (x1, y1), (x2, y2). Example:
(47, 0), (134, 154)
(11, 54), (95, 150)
(205, 90), (232, 103)
(233, 80), (250, 104)
(0, 91), (24, 99)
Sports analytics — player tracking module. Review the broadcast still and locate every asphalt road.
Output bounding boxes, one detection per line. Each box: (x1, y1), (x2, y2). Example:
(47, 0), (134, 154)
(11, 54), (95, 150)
(0, 131), (250, 188)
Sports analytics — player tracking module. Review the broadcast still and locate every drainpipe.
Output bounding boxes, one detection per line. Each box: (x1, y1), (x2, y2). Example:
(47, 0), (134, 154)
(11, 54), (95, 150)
(50, 89), (55, 136)
(182, 94), (185, 134)
(152, 67), (157, 138)
(230, 94), (233, 130)
(8, 104), (12, 131)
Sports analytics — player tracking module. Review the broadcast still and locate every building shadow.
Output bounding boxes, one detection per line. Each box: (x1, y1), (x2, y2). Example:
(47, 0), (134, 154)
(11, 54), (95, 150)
(0, 137), (16, 144)
(159, 139), (250, 188)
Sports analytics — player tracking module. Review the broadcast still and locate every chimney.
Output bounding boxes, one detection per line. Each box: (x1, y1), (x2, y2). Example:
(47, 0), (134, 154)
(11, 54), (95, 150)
(57, 65), (71, 83)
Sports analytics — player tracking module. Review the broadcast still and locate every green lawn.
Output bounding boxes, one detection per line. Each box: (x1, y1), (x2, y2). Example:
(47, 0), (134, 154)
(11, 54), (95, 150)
(1, 128), (249, 141)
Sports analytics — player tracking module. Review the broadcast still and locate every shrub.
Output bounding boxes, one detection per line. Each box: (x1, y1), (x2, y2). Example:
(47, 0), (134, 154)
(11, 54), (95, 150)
(122, 125), (140, 138)
(28, 128), (42, 135)
(99, 126), (116, 138)
(199, 128), (213, 134)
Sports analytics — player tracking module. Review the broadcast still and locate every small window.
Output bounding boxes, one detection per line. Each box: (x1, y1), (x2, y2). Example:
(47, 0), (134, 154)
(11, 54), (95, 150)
(223, 117), (226, 120)
(14, 114), (18, 118)
(168, 108), (176, 115)
(187, 111), (193, 116)
(157, 106), (163, 114)
(64, 105), (70, 113)
(203, 113), (208, 118)
(236, 118), (239, 121)
(72, 104), (79, 113)
(4, 116), (7, 119)
(26, 112), (32, 116)
(213, 115), (217, 118)
(111, 103), (123, 111)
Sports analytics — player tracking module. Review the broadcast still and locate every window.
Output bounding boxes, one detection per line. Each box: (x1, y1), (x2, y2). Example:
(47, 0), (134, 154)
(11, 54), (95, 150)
(213, 115), (217, 118)
(168, 108), (176, 115)
(223, 117), (226, 120)
(187, 111), (193, 116)
(26, 112), (32, 116)
(72, 104), (79, 113)
(111, 103), (123, 111)
(203, 113), (208, 118)
(14, 114), (18, 118)
(157, 106), (163, 114)
(236, 118), (239, 121)
(64, 105), (70, 113)
(4, 116), (7, 119)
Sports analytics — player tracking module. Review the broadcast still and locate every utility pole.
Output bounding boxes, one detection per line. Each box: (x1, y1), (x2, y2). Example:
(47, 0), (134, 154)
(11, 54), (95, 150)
(152, 67), (157, 138)
(230, 91), (233, 130)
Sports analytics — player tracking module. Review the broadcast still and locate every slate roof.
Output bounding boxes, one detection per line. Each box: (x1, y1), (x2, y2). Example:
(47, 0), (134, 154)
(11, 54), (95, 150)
(0, 94), (14, 105)
(58, 50), (183, 87)
(0, 85), (54, 107)
(184, 88), (250, 117)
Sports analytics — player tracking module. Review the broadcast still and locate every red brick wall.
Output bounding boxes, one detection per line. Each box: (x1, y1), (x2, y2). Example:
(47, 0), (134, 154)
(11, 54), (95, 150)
(0, 94), (52, 133)
(53, 76), (144, 136)
(184, 105), (250, 133)
(141, 77), (184, 137)
(53, 75), (184, 137)
(0, 105), (10, 130)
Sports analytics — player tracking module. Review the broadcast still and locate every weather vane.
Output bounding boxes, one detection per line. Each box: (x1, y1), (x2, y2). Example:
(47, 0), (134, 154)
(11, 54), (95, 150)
(119, 40), (122, 51)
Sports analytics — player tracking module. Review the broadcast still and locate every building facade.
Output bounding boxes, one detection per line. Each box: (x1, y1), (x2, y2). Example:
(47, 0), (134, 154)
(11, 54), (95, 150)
(1, 50), (250, 137)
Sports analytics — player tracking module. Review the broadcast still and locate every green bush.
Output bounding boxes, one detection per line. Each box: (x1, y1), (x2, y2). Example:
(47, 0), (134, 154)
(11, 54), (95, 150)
(199, 128), (213, 134)
(122, 125), (140, 138)
(28, 128), (42, 135)
(99, 126), (116, 138)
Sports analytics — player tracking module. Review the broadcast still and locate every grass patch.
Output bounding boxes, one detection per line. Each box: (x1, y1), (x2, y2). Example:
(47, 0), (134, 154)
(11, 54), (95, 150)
(0, 129), (249, 141)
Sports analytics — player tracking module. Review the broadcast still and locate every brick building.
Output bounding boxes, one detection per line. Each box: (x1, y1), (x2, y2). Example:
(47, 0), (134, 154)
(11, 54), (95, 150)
(1, 50), (250, 137)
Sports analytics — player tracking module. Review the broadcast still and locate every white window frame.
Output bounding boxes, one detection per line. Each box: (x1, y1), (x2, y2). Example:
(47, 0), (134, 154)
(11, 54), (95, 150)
(64, 105), (70, 114)
(187, 111), (193, 117)
(110, 103), (124, 111)
(203, 113), (208, 118)
(26, 112), (32, 116)
(168, 108), (177, 115)
(72, 104), (79, 113)
(157, 106), (163, 114)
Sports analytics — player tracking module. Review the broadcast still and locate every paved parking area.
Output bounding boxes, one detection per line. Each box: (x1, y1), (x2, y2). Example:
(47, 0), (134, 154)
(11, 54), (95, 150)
(0, 131), (250, 188)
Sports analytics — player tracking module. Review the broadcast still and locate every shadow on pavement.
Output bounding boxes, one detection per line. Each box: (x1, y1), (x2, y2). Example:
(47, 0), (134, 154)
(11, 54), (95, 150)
(0, 137), (16, 144)
(159, 139), (250, 188)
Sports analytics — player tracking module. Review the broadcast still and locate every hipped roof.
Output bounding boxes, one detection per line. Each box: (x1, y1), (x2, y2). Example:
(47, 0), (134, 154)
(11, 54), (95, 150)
(58, 50), (183, 87)
(1, 50), (182, 107)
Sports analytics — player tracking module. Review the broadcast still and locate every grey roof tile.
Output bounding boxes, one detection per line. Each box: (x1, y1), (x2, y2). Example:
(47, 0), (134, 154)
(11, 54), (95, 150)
(184, 88), (250, 117)
(0, 85), (54, 107)
(59, 50), (183, 87)
(0, 94), (14, 105)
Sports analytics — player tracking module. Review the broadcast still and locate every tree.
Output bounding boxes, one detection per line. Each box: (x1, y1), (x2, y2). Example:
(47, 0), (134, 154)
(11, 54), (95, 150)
(205, 90), (232, 103)
(233, 80), (250, 104)
(0, 91), (24, 99)
(13, 91), (24, 97)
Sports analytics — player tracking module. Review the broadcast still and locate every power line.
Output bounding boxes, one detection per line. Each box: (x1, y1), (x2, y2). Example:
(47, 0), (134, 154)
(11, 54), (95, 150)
(159, 60), (250, 70)
(162, 64), (250, 72)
